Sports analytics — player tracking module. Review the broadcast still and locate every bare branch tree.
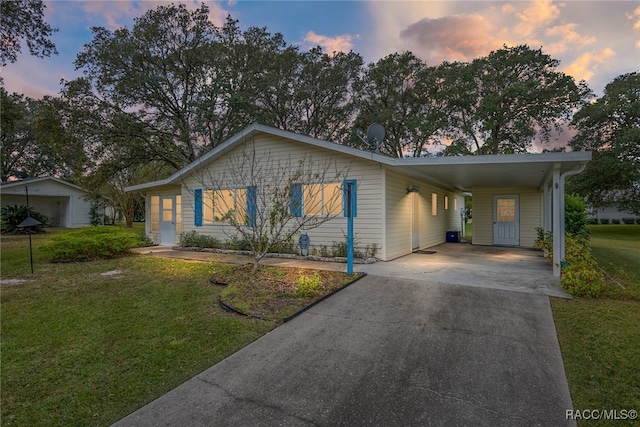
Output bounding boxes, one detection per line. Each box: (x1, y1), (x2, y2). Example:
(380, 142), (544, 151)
(186, 138), (350, 273)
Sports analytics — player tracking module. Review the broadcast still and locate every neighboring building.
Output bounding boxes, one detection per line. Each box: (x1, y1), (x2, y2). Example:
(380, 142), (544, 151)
(588, 204), (638, 223)
(0, 177), (102, 228)
(126, 124), (591, 277)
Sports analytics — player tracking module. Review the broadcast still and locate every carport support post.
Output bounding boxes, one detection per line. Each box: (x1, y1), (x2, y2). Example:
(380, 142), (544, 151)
(552, 165), (561, 277)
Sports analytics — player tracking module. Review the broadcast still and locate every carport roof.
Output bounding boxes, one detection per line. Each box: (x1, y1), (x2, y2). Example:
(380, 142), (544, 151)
(394, 152), (591, 192)
(126, 123), (591, 192)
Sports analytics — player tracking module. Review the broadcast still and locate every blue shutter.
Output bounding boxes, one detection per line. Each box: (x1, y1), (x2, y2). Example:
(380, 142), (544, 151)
(343, 180), (357, 217)
(194, 189), (203, 226)
(246, 186), (257, 227)
(290, 183), (302, 217)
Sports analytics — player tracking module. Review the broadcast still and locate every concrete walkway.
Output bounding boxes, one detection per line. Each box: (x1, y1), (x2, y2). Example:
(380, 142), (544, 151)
(133, 243), (568, 298)
(113, 275), (575, 427)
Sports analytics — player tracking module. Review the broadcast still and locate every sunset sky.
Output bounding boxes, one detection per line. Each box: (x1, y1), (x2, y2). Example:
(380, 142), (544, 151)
(2, 0), (639, 100)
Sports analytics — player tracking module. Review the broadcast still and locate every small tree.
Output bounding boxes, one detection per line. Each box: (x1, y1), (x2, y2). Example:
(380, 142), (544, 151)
(189, 138), (350, 273)
(565, 194), (590, 238)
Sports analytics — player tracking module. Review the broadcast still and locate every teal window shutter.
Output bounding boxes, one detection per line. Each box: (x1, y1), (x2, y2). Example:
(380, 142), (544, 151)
(194, 189), (203, 226)
(246, 186), (257, 227)
(290, 183), (302, 217)
(342, 180), (357, 217)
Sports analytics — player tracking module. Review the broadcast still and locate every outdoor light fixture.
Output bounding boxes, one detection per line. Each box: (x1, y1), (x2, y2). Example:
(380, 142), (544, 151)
(407, 184), (420, 194)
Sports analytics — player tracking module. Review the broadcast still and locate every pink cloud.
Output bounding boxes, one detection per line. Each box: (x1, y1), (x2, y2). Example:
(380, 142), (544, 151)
(564, 48), (616, 82)
(544, 23), (596, 55)
(399, 15), (501, 63)
(303, 31), (356, 54)
(513, 0), (562, 38)
(628, 6), (640, 48)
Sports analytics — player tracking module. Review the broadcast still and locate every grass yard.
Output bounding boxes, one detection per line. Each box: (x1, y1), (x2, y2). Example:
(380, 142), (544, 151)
(1, 228), (295, 426)
(551, 225), (640, 426)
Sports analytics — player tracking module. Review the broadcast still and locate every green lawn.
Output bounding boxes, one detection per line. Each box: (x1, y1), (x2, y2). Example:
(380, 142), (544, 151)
(589, 225), (640, 292)
(552, 225), (640, 426)
(1, 229), (274, 426)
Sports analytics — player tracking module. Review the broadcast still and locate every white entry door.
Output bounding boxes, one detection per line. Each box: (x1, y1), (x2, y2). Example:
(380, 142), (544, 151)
(493, 195), (519, 246)
(159, 196), (176, 246)
(412, 192), (420, 249)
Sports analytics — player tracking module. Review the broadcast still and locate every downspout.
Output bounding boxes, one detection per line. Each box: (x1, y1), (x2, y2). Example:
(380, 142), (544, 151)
(558, 162), (588, 270)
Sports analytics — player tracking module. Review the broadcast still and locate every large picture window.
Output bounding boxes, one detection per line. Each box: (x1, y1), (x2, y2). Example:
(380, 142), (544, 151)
(202, 188), (253, 225)
(292, 182), (342, 217)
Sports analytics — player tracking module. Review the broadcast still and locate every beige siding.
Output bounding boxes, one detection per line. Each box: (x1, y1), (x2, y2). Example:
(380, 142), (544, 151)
(383, 169), (465, 260)
(180, 134), (384, 256)
(472, 186), (541, 247)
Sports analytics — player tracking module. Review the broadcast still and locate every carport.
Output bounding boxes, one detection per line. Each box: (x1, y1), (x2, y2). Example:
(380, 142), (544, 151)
(356, 243), (568, 297)
(394, 152), (591, 277)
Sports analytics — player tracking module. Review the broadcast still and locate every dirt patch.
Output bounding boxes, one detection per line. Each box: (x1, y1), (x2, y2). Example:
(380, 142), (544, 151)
(1, 279), (29, 287)
(216, 264), (363, 322)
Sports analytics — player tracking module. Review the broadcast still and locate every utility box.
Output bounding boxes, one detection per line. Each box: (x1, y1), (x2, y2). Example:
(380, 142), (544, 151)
(446, 231), (460, 243)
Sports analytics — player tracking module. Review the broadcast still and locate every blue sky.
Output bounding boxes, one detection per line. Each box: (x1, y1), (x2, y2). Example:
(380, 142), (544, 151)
(2, 1), (639, 99)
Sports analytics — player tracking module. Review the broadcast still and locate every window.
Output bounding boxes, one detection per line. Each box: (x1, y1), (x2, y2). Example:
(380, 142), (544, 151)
(496, 198), (516, 222)
(175, 195), (182, 233)
(454, 198), (458, 212)
(293, 182), (342, 216)
(151, 196), (159, 232)
(203, 189), (248, 224)
(162, 198), (173, 222)
(324, 183), (342, 215)
(432, 193), (438, 216)
(304, 183), (322, 215)
(445, 196), (449, 210)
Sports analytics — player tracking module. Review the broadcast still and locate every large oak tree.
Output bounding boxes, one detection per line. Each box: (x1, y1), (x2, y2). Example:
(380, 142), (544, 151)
(436, 45), (591, 155)
(568, 72), (640, 215)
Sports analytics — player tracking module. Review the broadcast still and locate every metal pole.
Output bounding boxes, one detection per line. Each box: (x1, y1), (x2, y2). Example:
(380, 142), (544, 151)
(28, 231), (34, 274)
(346, 183), (354, 275)
(26, 186), (34, 273)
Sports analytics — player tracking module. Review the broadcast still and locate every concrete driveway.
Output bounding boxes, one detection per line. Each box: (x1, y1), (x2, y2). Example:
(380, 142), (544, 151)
(113, 275), (575, 426)
(357, 243), (568, 298)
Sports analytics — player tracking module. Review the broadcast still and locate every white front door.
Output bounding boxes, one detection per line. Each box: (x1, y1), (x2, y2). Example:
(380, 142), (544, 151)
(159, 196), (176, 246)
(494, 195), (519, 246)
(412, 192), (420, 249)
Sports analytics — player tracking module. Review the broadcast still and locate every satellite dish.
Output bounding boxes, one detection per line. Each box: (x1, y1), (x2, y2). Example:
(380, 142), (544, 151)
(367, 123), (385, 153)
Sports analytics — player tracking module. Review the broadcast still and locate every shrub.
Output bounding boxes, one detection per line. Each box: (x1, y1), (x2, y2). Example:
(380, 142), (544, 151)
(611, 218), (620, 224)
(565, 194), (589, 238)
(622, 218), (636, 224)
(224, 235), (252, 251)
(637, 218), (640, 225)
(534, 227), (553, 262)
(295, 273), (323, 298)
(42, 226), (145, 262)
(331, 239), (348, 258)
(269, 239), (295, 254)
(1, 204), (50, 234)
(587, 217), (598, 225)
(600, 218), (609, 224)
(179, 230), (222, 248)
(561, 234), (604, 298)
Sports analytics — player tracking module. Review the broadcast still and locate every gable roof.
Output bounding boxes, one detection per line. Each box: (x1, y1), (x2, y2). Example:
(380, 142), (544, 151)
(0, 176), (89, 194)
(126, 123), (592, 192)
